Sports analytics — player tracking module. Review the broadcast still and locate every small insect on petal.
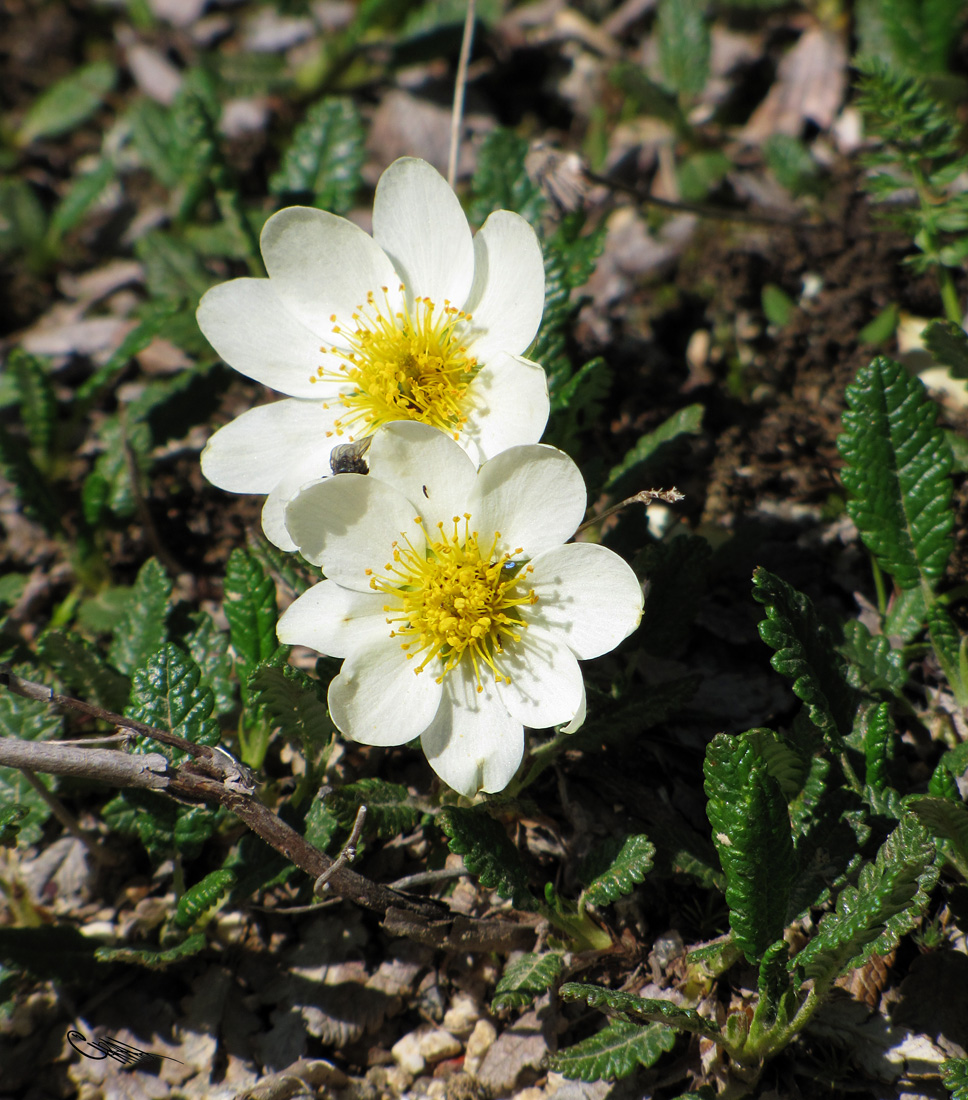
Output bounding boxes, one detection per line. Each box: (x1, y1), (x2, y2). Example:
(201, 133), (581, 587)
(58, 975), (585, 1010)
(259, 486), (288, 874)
(329, 436), (373, 475)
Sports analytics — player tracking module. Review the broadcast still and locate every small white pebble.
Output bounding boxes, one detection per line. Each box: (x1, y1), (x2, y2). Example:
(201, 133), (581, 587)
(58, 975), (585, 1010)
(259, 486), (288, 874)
(442, 992), (480, 1036)
(463, 1018), (497, 1077)
(418, 1028), (462, 1063)
(391, 1031), (426, 1076)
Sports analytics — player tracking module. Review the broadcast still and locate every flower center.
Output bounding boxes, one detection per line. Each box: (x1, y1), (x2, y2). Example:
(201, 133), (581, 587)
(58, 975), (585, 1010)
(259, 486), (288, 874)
(367, 515), (536, 691)
(309, 286), (478, 441)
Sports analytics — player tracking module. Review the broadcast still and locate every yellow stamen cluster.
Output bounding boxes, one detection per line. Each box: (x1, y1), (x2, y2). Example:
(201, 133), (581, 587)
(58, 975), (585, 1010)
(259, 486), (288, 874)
(369, 515), (536, 691)
(309, 285), (478, 441)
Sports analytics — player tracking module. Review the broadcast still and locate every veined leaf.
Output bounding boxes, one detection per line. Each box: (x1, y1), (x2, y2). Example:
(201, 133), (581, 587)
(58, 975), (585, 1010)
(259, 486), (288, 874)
(862, 702), (894, 791)
(704, 731), (795, 963)
(174, 870), (236, 930)
(8, 349), (56, 457)
(185, 612), (235, 717)
(17, 60), (116, 144)
(742, 728), (807, 800)
(224, 549), (286, 673)
(49, 156), (116, 239)
(492, 952), (563, 1012)
(753, 567), (855, 746)
(606, 405), (704, 490)
(941, 1057), (968, 1099)
(468, 128), (545, 226)
(126, 643), (221, 763)
(551, 1019), (677, 1082)
(95, 933), (207, 969)
(926, 603), (968, 704)
(76, 302), (180, 407)
(249, 665), (332, 761)
(325, 778), (420, 839)
(793, 814), (937, 985)
(108, 558), (171, 677)
(560, 982), (721, 1039)
(656, 0), (710, 99)
(839, 619), (907, 697)
(39, 630), (130, 712)
(923, 320), (968, 379)
(906, 795), (968, 879)
(838, 355), (953, 592)
(0, 676), (63, 845)
(581, 834), (656, 907)
(269, 97), (364, 213)
(438, 807), (538, 911)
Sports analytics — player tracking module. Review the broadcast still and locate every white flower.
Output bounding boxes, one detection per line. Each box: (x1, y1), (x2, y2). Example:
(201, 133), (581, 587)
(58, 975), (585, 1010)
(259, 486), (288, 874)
(197, 157), (549, 550)
(276, 423), (644, 796)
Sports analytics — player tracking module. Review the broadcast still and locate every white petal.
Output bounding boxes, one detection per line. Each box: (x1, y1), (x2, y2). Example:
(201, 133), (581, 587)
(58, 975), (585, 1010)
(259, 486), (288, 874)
(372, 158), (475, 308)
(560, 679), (586, 734)
(197, 278), (340, 398)
(329, 634), (443, 746)
(262, 461), (333, 551)
(528, 542), (644, 659)
(260, 206), (401, 337)
(420, 666), (523, 795)
(497, 628), (585, 728)
(276, 580), (388, 657)
(366, 421), (478, 529)
(461, 353), (549, 462)
(470, 445), (586, 558)
(201, 399), (337, 494)
(463, 210), (545, 359)
(285, 475), (424, 590)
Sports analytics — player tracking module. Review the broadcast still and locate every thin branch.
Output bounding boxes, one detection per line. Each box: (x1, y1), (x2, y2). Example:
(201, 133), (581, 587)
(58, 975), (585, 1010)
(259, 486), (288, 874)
(0, 740), (169, 789)
(578, 487), (685, 534)
(447, 0), (476, 188)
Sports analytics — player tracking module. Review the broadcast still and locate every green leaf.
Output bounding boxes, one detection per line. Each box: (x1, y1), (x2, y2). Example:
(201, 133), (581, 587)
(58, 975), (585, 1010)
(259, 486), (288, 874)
(185, 612), (236, 717)
(248, 665), (332, 761)
(8, 349), (56, 457)
(926, 603), (968, 703)
(839, 619), (907, 697)
(0, 179), (47, 258)
(582, 835), (656, 908)
(677, 150), (731, 203)
(551, 1018), (677, 1082)
(76, 303), (181, 408)
(492, 952), (563, 1012)
(906, 795), (968, 878)
(609, 62), (687, 131)
(838, 356), (953, 592)
(753, 567), (856, 745)
(438, 807), (539, 911)
(269, 97), (364, 213)
(224, 549), (286, 673)
(95, 933), (207, 969)
(656, 0), (709, 98)
(468, 128), (545, 226)
(134, 229), (214, 303)
(0, 423), (62, 535)
(636, 535), (710, 656)
(923, 320), (968, 379)
(0, 806), (28, 848)
(39, 630), (131, 712)
(108, 558), (171, 677)
(81, 415), (152, 524)
(49, 156), (116, 239)
(859, 303), (900, 345)
(546, 357), (613, 452)
(793, 813), (938, 984)
(126, 643), (221, 763)
(704, 731), (795, 963)
(862, 702), (894, 791)
(325, 778), (420, 839)
(761, 283), (795, 328)
(0, 680), (63, 845)
(174, 869), (236, 930)
(742, 728), (807, 800)
(880, 0), (965, 76)
(941, 1056), (968, 1099)
(562, 983), (720, 1038)
(606, 405), (704, 489)
(762, 134), (823, 198)
(17, 61), (116, 144)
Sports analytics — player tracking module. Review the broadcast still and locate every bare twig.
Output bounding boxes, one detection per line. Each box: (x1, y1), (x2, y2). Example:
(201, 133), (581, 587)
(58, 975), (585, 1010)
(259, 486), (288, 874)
(0, 740), (169, 789)
(578, 487), (685, 534)
(314, 804), (366, 895)
(447, 0), (476, 188)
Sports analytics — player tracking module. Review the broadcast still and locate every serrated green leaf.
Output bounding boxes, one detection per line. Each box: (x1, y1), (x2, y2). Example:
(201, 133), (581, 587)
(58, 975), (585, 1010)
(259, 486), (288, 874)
(438, 807), (538, 911)
(492, 952), (563, 1012)
(742, 728), (807, 800)
(838, 355), (953, 592)
(656, 0), (709, 98)
(49, 156), (116, 239)
(606, 405), (704, 489)
(762, 134), (823, 198)
(884, 583), (929, 643)
(468, 128), (545, 226)
(753, 567), (856, 746)
(0, 680), (63, 845)
(108, 558), (171, 677)
(304, 797), (340, 856)
(793, 813), (938, 984)
(248, 665), (332, 760)
(76, 303), (181, 407)
(17, 61), (116, 144)
(127, 643), (221, 763)
(839, 619), (907, 696)
(134, 229), (214, 303)
(941, 1056), (968, 1099)
(8, 349), (56, 457)
(636, 535), (710, 656)
(546, 357), (613, 452)
(923, 320), (968, 378)
(325, 778), (419, 839)
(906, 795), (968, 878)
(704, 731), (795, 963)
(95, 933), (207, 970)
(880, 0), (965, 76)
(927, 603), (968, 704)
(224, 549), (285, 673)
(39, 630), (130, 712)
(0, 423), (62, 535)
(0, 179), (47, 258)
(0, 806), (28, 848)
(862, 702), (894, 791)
(269, 97), (364, 213)
(81, 414), (153, 524)
(552, 1018), (677, 1082)
(582, 835), (655, 907)
(185, 612), (235, 717)
(174, 869), (236, 930)
(561, 982), (717, 1037)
